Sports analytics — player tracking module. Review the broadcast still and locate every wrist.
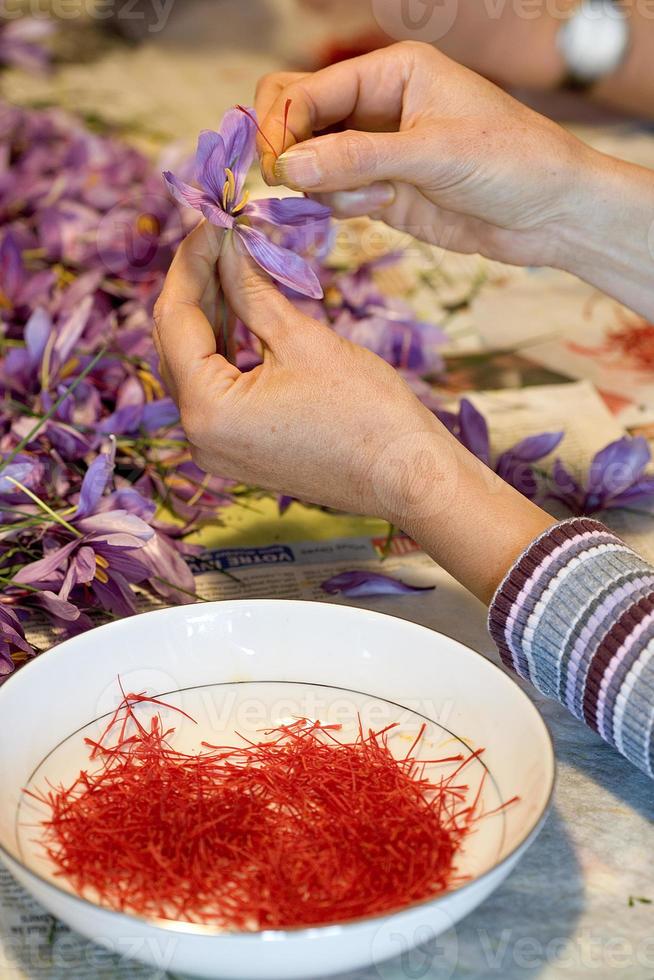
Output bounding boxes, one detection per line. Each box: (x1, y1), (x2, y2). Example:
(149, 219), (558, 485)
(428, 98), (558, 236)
(555, 148), (654, 318)
(394, 431), (555, 604)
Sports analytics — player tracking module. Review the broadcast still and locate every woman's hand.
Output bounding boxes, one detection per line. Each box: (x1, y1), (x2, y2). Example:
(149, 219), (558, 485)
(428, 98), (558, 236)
(153, 220), (554, 602)
(153, 221), (449, 523)
(255, 41), (654, 320)
(255, 42), (591, 270)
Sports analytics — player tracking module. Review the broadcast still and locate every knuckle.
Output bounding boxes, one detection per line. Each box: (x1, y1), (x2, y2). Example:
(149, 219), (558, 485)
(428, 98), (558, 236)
(395, 39), (433, 61)
(254, 73), (274, 97)
(339, 131), (376, 175)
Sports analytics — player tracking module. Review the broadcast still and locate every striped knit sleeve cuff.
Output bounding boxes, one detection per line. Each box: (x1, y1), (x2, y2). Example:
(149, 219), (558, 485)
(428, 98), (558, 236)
(488, 517), (654, 778)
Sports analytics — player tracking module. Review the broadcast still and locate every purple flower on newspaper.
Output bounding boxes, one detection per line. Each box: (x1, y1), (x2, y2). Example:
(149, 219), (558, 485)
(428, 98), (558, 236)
(0, 605), (32, 676)
(321, 571), (434, 598)
(163, 107), (331, 299)
(438, 398), (563, 499)
(549, 436), (654, 515)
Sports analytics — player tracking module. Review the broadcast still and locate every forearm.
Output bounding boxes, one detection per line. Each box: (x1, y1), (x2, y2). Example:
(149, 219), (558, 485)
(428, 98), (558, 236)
(397, 434), (556, 604)
(394, 435), (654, 777)
(557, 148), (654, 319)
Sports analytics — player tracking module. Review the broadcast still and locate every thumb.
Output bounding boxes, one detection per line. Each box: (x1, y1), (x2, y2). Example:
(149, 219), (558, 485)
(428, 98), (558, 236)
(219, 232), (305, 350)
(273, 130), (422, 194)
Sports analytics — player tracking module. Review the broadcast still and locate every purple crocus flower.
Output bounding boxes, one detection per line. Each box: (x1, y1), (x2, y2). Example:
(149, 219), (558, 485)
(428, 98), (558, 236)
(163, 108), (331, 299)
(0, 605), (32, 676)
(438, 398), (563, 499)
(0, 232), (54, 319)
(14, 454), (154, 618)
(549, 436), (654, 515)
(0, 19), (53, 74)
(332, 303), (446, 374)
(321, 570), (434, 598)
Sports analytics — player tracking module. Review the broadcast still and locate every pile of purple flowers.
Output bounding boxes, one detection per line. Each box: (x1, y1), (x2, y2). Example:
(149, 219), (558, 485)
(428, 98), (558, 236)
(0, 102), (228, 674)
(2, 31), (653, 668)
(0, 87), (450, 676)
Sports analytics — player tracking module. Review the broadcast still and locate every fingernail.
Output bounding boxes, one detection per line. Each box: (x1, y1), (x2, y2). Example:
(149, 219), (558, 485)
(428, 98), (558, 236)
(331, 182), (395, 214)
(260, 151), (279, 185)
(274, 147), (322, 189)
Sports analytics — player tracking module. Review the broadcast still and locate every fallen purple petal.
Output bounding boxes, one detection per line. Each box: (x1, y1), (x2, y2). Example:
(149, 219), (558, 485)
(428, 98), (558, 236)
(321, 571), (435, 598)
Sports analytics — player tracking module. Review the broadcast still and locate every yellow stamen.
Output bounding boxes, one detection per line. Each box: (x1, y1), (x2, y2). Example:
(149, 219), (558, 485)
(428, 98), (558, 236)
(137, 368), (164, 402)
(94, 567), (109, 584)
(0, 290), (11, 311)
(60, 356), (80, 380)
(136, 213), (160, 237)
(95, 554), (109, 569)
(231, 190), (250, 215)
(222, 166), (237, 210)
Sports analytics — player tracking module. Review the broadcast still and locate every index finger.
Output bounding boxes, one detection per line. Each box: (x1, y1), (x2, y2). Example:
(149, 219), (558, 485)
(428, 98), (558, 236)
(256, 47), (408, 183)
(153, 221), (238, 399)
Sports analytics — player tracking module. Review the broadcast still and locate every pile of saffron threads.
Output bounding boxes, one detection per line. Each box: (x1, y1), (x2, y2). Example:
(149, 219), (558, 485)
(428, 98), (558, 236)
(25, 692), (516, 930)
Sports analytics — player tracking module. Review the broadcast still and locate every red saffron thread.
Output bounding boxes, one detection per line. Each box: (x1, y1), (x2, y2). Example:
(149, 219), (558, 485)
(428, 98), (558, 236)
(235, 104), (278, 158)
(26, 690), (518, 930)
(281, 98), (292, 155)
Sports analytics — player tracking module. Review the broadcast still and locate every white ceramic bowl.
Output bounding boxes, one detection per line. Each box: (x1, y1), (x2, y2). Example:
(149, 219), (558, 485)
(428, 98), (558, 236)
(0, 599), (554, 979)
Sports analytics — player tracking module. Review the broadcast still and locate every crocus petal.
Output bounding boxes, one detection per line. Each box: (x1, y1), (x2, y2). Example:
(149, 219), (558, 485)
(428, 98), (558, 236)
(59, 545), (96, 600)
(195, 130), (225, 180)
(163, 171), (209, 211)
(77, 510), (154, 540)
(219, 107), (256, 196)
(321, 570), (435, 598)
(92, 572), (138, 618)
(589, 436), (651, 498)
(236, 225), (323, 299)
(14, 540), (79, 586)
(200, 143), (233, 204)
(54, 294), (93, 363)
(459, 399), (490, 466)
(24, 307), (51, 367)
(0, 231), (23, 299)
(245, 197), (331, 227)
(93, 546), (150, 583)
(609, 477), (654, 507)
(141, 398), (179, 431)
(100, 487), (156, 522)
(75, 453), (114, 519)
(552, 458), (583, 494)
(199, 202), (234, 230)
(503, 431), (564, 463)
(35, 591), (80, 622)
(141, 532), (196, 601)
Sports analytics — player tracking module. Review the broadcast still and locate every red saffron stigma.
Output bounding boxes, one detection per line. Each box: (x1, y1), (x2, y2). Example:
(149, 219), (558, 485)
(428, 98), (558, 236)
(235, 104), (278, 158)
(26, 689), (519, 930)
(281, 98), (292, 155)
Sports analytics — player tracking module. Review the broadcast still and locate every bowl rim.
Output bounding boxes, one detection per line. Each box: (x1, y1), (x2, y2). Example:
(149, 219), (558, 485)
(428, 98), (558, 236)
(0, 597), (556, 940)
